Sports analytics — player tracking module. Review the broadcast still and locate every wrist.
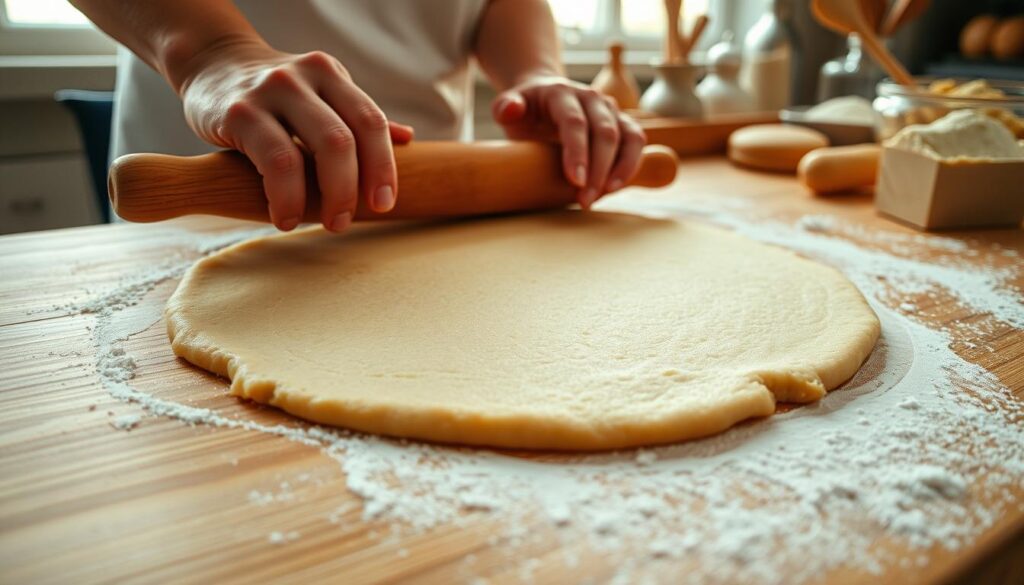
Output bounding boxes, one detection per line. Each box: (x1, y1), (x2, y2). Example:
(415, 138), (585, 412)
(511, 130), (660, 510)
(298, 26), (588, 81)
(160, 31), (268, 95)
(510, 66), (564, 88)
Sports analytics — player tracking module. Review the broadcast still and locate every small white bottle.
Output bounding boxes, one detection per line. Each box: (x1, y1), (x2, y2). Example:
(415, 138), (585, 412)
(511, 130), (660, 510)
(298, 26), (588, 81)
(697, 31), (755, 117)
(740, 0), (794, 111)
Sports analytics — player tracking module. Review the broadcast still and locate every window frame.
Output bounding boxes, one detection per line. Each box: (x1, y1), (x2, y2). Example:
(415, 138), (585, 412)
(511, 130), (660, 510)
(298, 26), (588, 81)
(556, 0), (727, 54)
(0, 0), (735, 59)
(0, 1), (115, 56)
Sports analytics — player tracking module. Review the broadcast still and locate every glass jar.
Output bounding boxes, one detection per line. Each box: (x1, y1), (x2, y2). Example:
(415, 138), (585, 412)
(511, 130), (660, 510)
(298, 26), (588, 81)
(872, 77), (1024, 141)
(817, 34), (884, 102)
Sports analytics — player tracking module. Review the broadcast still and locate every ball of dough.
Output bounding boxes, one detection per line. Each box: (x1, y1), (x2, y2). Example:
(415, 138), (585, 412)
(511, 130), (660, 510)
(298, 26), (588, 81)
(991, 16), (1024, 61)
(960, 14), (999, 58)
(728, 124), (830, 173)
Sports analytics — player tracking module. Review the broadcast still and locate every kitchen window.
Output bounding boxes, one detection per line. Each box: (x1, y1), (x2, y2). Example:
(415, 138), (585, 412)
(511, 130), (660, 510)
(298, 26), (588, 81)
(0, 0), (115, 55)
(4, 0), (89, 25)
(549, 0), (716, 52)
(4, 0), (732, 57)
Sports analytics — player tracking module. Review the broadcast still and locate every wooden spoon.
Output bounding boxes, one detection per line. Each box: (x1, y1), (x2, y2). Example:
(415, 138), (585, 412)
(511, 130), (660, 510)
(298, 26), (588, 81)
(859, 0), (888, 34)
(880, 0), (932, 37)
(811, 0), (915, 86)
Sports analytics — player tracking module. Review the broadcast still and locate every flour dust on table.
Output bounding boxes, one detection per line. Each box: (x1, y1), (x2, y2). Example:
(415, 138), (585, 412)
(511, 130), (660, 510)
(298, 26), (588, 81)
(81, 201), (1023, 585)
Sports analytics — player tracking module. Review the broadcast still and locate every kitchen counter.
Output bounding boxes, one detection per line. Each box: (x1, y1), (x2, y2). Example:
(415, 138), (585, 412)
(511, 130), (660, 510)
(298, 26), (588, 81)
(1, 157), (1022, 584)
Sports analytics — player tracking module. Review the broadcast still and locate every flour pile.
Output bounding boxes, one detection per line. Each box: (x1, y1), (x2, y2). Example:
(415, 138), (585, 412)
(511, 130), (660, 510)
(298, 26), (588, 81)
(84, 204), (1023, 584)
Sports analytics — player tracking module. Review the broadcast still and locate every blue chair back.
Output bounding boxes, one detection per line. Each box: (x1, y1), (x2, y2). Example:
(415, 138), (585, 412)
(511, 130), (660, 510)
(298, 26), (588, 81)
(54, 89), (114, 223)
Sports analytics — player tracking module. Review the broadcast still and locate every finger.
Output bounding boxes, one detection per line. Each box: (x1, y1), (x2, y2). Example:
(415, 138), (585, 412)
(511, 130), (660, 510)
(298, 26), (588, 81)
(321, 80), (398, 215)
(389, 121), (415, 145)
(492, 90), (528, 125)
(579, 92), (621, 209)
(225, 102), (306, 231)
(546, 91), (589, 189)
(273, 90), (359, 233)
(603, 114), (647, 197)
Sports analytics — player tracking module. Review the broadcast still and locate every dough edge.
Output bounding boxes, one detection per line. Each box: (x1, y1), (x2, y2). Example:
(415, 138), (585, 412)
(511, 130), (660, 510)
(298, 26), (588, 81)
(164, 230), (881, 451)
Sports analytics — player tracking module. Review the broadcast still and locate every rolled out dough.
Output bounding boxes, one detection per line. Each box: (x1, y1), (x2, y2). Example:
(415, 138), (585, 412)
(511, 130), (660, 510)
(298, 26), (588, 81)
(167, 211), (879, 450)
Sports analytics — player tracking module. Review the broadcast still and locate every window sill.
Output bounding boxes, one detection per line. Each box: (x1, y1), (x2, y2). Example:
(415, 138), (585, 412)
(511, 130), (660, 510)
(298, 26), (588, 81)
(562, 49), (662, 82)
(0, 55), (117, 100)
(0, 49), (701, 101)
(476, 50), (706, 86)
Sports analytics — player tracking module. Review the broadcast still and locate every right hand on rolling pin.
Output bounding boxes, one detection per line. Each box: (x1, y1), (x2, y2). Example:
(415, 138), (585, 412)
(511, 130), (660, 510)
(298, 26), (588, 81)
(177, 38), (414, 232)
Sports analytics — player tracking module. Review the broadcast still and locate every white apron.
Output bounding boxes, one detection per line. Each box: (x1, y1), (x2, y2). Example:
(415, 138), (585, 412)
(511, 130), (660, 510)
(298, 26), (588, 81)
(110, 0), (488, 159)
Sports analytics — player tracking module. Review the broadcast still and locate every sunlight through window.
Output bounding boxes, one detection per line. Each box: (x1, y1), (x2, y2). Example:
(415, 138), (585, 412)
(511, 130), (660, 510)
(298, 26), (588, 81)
(547, 0), (600, 32)
(3, 0), (90, 26)
(622, 0), (708, 35)
(547, 0), (710, 48)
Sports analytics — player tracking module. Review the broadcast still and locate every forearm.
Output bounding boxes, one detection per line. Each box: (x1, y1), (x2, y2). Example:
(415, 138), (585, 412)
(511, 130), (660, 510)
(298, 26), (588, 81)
(473, 0), (564, 90)
(70, 0), (263, 93)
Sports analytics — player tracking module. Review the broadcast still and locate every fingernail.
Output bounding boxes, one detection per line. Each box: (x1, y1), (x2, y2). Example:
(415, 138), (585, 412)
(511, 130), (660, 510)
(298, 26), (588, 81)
(580, 188), (598, 209)
(280, 217), (300, 231)
(373, 185), (396, 212)
(496, 99), (512, 118)
(330, 211), (352, 232)
(606, 178), (624, 192)
(574, 165), (587, 187)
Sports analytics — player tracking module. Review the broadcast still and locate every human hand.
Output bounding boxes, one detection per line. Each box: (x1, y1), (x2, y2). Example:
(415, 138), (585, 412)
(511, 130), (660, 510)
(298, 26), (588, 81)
(179, 38), (414, 232)
(492, 75), (646, 209)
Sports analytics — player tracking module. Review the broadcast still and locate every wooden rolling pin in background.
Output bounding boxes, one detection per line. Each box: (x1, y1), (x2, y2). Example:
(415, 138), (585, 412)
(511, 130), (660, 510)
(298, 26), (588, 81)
(109, 142), (679, 224)
(798, 144), (881, 195)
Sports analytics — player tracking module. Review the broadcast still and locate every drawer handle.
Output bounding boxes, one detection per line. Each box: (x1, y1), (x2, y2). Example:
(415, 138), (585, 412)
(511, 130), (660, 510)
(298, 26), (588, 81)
(8, 197), (46, 215)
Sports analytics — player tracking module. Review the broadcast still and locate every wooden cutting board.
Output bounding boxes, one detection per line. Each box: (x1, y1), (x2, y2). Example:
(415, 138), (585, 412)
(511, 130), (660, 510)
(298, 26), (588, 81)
(1, 158), (1022, 584)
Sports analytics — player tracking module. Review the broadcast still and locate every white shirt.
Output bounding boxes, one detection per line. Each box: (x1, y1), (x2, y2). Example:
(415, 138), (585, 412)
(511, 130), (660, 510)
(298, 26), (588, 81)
(110, 0), (489, 159)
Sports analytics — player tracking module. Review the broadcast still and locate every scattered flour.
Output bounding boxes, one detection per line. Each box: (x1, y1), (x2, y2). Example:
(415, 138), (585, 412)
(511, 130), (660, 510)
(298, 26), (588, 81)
(798, 213), (971, 254)
(110, 413), (141, 431)
(77, 205), (1024, 584)
(635, 451), (658, 466)
(899, 397), (921, 411)
(268, 530), (300, 545)
(248, 487), (295, 506)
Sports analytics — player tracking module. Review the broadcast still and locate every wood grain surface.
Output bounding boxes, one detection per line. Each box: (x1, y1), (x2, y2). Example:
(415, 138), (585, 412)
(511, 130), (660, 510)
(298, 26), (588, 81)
(1, 158), (1022, 585)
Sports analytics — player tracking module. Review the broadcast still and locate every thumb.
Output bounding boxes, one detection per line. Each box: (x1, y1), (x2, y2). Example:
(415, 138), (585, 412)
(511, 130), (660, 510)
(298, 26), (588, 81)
(388, 121), (415, 145)
(492, 90), (527, 125)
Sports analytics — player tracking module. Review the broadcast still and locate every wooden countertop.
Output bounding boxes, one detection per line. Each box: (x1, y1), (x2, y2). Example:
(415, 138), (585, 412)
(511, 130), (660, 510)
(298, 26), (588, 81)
(1, 158), (1022, 584)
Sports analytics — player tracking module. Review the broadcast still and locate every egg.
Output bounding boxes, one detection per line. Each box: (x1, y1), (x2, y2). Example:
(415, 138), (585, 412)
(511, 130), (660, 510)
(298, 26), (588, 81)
(991, 16), (1024, 61)
(960, 14), (999, 58)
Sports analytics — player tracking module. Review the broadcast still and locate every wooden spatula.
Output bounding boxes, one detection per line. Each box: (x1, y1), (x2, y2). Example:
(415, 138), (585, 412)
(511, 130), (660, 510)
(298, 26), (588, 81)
(108, 141), (679, 224)
(680, 14), (709, 61)
(664, 0), (684, 64)
(880, 0), (931, 37)
(860, 0), (888, 34)
(811, 0), (915, 86)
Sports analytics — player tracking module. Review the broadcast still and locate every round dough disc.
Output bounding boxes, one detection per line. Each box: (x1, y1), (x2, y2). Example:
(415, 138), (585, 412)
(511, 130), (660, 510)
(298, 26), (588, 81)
(728, 124), (829, 172)
(167, 211), (879, 450)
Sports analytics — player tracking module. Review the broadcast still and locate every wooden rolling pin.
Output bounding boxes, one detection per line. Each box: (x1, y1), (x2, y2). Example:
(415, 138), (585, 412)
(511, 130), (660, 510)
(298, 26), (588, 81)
(109, 141), (679, 224)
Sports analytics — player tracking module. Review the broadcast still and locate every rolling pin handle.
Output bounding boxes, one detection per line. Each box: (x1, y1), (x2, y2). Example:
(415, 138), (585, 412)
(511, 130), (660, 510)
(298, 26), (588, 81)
(633, 144), (679, 189)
